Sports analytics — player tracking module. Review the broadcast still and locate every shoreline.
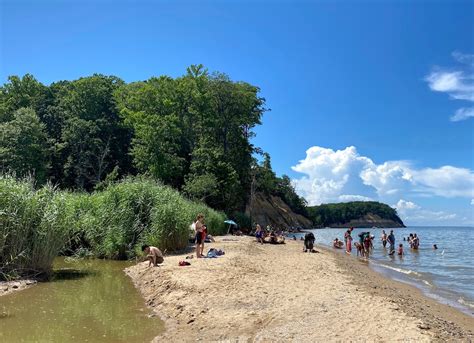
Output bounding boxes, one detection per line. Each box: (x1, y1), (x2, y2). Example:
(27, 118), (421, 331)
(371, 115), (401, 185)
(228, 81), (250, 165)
(0, 279), (37, 297)
(125, 236), (473, 342)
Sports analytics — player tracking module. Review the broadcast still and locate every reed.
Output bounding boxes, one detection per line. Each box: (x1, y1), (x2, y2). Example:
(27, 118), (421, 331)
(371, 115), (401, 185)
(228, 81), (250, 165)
(0, 175), (226, 279)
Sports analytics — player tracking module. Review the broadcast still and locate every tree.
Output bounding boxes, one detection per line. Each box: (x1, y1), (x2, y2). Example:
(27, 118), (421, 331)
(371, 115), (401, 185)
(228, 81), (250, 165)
(0, 107), (50, 183)
(57, 74), (130, 189)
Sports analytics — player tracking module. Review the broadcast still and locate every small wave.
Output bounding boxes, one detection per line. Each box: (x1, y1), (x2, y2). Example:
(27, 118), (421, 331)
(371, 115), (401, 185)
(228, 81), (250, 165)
(421, 280), (433, 287)
(458, 297), (474, 310)
(376, 263), (423, 277)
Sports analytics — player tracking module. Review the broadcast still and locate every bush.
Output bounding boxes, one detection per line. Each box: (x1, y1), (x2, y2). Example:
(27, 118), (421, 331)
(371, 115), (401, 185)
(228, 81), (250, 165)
(0, 175), (71, 279)
(0, 175), (226, 279)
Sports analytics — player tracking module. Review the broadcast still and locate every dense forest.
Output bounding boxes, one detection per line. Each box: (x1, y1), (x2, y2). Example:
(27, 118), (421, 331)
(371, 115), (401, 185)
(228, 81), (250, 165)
(307, 201), (405, 227)
(0, 66), (306, 219)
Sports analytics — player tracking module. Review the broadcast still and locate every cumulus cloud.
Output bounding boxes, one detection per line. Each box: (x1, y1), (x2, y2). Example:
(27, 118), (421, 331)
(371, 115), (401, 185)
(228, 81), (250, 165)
(394, 199), (457, 223)
(292, 146), (474, 206)
(338, 194), (373, 202)
(425, 51), (474, 121)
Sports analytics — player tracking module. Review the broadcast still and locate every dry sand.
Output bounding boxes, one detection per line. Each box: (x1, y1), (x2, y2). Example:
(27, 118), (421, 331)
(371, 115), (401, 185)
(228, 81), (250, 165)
(125, 236), (474, 342)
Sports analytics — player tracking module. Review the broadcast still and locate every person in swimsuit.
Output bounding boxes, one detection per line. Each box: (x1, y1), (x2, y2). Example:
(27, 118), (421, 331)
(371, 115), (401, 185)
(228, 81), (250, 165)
(381, 230), (387, 248)
(194, 214), (205, 258)
(344, 227), (353, 254)
(255, 224), (264, 244)
(412, 234), (419, 249)
(387, 230), (396, 255)
(398, 243), (404, 256)
(142, 245), (164, 267)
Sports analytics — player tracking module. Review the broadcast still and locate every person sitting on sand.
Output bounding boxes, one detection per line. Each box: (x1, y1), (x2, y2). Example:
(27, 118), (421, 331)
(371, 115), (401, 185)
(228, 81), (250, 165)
(142, 245), (164, 267)
(333, 238), (343, 249)
(255, 224), (264, 245)
(398, 243), (404, 256)
(304, 232), (315, 252)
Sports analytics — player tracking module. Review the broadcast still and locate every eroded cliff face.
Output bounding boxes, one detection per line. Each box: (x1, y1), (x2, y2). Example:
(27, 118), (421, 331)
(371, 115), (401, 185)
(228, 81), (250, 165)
(246, 193), (313, 229)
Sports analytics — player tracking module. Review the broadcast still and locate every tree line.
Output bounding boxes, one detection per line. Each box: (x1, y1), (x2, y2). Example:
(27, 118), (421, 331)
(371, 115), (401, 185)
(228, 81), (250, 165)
(307, 201), (404, 227)
(0, 66), (306, 218)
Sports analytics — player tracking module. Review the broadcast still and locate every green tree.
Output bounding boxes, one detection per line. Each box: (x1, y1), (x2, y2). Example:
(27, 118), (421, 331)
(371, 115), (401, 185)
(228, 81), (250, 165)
(0, 107), (50, 183)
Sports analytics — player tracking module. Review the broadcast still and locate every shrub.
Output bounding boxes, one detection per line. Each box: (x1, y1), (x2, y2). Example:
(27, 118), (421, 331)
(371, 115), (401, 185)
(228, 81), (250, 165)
(1, 175), (227, 279)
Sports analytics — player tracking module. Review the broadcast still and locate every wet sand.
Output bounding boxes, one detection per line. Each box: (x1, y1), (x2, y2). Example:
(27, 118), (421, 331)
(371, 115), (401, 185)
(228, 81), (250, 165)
(0, 280), (37, 297)
(126, 236), (474, 342)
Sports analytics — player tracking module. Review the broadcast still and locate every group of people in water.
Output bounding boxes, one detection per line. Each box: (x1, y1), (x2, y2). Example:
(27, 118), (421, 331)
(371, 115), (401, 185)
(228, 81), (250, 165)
(338, 227), (425, 258)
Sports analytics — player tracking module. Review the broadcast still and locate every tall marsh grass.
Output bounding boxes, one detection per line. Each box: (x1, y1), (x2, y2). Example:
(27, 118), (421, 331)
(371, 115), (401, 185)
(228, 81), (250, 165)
(0, 175), (226, 279)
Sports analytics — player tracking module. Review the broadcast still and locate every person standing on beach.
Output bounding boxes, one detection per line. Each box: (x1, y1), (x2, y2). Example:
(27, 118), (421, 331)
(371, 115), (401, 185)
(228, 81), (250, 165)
(387, 230), (396, 255)
(255, 224), (264, 244)
(344, 227), (353, 254)
(381, 230), (387, 248)
(194, 214), (205, 258)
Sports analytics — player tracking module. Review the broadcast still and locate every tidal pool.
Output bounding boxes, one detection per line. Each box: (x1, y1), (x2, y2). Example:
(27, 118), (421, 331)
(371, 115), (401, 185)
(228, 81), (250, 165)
(0, 258), (163, 342)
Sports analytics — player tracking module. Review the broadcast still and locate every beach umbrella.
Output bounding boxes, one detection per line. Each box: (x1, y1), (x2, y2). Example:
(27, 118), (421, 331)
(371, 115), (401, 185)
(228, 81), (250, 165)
(224, 220), (238, 234)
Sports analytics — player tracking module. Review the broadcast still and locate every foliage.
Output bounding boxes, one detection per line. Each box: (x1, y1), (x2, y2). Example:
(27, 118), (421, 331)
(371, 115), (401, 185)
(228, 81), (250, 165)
(252, 154), (308, 216)
(0, 175), (71, 280)
(306, 201), (404, 227)
(0, 108), (50, 184)
(0, 175), (226, 279)
(0, 67), (266, 216)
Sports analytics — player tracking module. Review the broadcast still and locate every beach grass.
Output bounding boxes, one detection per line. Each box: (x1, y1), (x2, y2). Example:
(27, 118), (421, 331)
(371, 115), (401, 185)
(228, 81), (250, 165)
(0, 175), (226, 279)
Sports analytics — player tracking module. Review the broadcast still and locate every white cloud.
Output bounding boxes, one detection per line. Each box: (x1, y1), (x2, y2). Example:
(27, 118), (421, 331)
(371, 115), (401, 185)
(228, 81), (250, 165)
(471, 199), (474, 205)
(394, 199), (457, 224)
(425, 51), (474, 121)
(292, 146), (474, 207)
(450, 107), (474, 122)
(338, 194), (373, 202)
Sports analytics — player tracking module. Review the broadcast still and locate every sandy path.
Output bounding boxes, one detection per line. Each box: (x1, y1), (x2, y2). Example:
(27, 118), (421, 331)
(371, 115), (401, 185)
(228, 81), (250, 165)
(126, 236), (473, 342)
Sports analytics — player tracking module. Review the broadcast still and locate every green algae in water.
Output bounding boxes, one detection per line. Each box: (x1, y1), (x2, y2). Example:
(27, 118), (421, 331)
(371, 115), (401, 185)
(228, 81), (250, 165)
(0, 258), (163, 342)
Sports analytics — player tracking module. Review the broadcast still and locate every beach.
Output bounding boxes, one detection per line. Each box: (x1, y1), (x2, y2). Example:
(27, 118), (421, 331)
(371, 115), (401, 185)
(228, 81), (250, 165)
(125, 236), (474, 342)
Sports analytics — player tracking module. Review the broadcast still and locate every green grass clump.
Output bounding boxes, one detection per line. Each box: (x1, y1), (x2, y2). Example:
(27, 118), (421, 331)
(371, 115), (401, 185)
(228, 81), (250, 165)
(1, 175), (226, 279)
(0, 175), (71, 279)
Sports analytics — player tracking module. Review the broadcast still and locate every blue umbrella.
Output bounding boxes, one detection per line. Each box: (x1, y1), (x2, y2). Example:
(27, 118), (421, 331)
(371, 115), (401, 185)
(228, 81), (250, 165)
(224, 220), (238, 235)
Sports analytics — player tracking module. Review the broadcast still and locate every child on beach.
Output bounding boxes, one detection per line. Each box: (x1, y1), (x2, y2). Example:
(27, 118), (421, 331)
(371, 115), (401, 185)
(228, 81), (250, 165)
(255, 224), (264, 244)
(398, 244), (404, 256)
(142, 245), (164, 267)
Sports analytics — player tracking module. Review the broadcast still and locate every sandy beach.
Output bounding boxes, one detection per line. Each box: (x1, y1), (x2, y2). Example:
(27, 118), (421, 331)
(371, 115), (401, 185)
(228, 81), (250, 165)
(125, 236), (474, 342)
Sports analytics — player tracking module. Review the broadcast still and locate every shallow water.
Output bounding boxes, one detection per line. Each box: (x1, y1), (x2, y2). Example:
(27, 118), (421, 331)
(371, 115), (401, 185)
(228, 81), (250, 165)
(292, 226), (474, 316)
(0, 258), (163, 342)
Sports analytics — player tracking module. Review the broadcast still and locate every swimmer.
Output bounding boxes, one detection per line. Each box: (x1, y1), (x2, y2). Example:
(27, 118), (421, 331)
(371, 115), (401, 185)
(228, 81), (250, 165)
(433, 244), (438, 250)
(398, 243), (404, 256)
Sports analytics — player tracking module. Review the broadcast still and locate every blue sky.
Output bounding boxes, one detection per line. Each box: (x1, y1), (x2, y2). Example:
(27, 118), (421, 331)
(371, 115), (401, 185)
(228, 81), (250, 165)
(1, 0), (473, 225)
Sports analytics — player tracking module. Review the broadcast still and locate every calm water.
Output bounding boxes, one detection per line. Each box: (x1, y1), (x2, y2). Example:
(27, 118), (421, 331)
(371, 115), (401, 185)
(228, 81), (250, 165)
(293, 226), (474, 316)
(0, 258), (163, 342)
